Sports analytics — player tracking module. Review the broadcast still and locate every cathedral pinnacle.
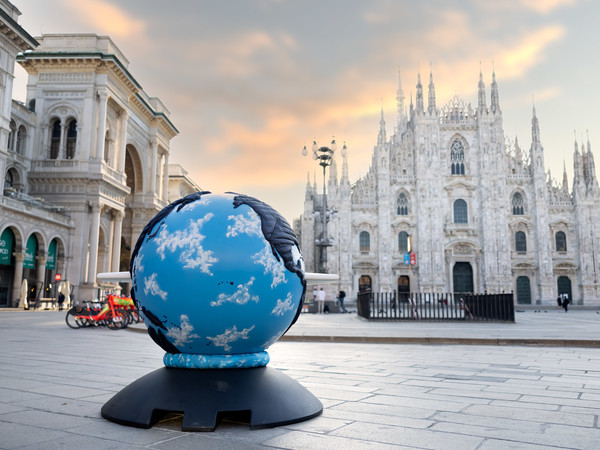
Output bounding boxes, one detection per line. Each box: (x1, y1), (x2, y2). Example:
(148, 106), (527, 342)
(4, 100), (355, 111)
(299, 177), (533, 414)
(531, 97), (540, 144)
(378, 106), (386, 145)
(477, 66), (487, 112)
(490, 66), (500, 113)
(415, 69), (424, 114)
(396, 69), (406, 127)
(427, 65), (436, 114)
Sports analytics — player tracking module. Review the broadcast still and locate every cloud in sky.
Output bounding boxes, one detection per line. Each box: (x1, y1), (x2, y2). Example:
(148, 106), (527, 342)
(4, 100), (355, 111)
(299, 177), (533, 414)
(12, 0), (598, 223)
(60, 0), (146, 39)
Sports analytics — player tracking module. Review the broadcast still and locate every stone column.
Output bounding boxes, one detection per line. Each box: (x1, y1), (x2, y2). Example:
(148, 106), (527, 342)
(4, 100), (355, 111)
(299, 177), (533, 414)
(87, 202), (101, 285)
(118, 110), (129, 172)
(111, 210), (124, 272)
(149, 138), (158, 194)
(162, 153), (170, 202)
(11, 128), (17, 152)
(41, 125), (49, 159)
(12, 253), (24, 308)
(36, 255), (47, 300)
(58, 123), (66, 159)
(95, 91), (108, 161)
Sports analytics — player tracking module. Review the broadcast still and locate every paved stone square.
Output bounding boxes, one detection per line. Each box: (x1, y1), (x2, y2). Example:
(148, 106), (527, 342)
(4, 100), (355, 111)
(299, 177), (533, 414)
(1, 311), (599, 449)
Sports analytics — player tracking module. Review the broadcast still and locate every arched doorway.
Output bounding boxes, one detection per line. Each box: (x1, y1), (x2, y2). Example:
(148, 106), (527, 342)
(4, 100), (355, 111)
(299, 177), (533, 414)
(516, 276), (531, 304)
(23, 234), (39, 305)
(397, 275), (409, 302)
(122, 145), (142, 273)
(0, 228), (15, 306)
(359, 275), (372, 293)
(453, 262), (473, 294)
(557, 276), (572, 303)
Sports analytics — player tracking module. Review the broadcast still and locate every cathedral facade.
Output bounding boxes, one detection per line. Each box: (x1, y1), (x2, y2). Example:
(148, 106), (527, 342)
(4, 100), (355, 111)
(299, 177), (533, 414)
(299, 70), (600, 307)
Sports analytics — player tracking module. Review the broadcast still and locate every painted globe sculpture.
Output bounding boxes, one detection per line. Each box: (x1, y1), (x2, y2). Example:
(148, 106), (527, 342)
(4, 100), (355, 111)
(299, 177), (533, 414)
(130, 192), (306, 369)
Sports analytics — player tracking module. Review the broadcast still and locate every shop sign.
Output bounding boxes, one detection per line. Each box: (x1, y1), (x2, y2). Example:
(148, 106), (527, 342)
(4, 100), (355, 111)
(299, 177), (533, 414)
(23, 235), (37, 269)
(0, 229), (13, 266)
(46, 240), (57, 270)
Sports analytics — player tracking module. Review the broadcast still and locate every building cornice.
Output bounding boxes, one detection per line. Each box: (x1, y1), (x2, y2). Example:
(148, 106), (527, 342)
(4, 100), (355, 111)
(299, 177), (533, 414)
(0, 7), (38, 51)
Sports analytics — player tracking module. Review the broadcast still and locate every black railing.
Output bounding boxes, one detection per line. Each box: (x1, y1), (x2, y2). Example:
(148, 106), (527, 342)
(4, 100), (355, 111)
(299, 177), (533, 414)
(357, 291), (515, 322)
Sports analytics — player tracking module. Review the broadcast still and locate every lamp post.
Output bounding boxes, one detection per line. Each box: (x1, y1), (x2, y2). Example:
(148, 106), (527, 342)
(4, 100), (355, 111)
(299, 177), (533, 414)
(302, 138), (347, 273)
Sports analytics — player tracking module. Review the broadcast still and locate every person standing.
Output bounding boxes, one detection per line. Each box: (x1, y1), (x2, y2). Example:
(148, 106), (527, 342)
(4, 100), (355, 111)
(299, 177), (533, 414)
(562, 294), (570, 313)
(317, 287), (326, 314)
(337, 290), (346, 313)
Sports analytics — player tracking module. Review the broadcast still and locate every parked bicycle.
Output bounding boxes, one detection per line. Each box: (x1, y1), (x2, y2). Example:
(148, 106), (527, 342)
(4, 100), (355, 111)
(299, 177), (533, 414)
(65, 295), (132, 329)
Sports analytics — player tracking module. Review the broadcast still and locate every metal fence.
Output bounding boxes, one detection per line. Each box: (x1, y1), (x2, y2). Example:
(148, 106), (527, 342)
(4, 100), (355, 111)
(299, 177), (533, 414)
(357, 291), (515, 322)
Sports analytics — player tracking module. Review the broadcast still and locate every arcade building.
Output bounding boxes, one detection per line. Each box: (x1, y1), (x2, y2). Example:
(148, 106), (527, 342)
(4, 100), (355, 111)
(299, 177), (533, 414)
(0, 1), (200, 307)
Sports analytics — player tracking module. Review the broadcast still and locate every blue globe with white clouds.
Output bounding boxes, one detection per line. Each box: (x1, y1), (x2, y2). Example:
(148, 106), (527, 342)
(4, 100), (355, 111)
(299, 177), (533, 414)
(130, 192), (306, 369)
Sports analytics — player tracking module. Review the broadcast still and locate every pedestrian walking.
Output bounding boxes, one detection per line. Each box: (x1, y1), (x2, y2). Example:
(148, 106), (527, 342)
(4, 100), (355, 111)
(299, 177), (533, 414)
(337, 290), (346, 313)
(556, 295), (562, 309)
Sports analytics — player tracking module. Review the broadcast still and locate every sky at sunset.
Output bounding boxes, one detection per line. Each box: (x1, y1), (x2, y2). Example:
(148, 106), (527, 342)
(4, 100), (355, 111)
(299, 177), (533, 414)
(11, 0), (600, 224)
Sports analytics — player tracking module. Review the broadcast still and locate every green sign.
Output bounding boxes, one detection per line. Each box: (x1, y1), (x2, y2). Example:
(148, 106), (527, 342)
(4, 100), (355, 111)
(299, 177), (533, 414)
(23, 235), (37, 269)
(0, 229), (14, 266)
(47, 240), (57, 270)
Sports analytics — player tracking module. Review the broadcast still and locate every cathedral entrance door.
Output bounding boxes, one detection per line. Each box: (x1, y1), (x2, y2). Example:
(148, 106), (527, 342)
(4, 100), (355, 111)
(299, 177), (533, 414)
(557, 276), (572, 303)
(516, 276), (531, 304)
(397, 276), (409, 302)
(453, 262), (473, 295)
(359, 275), (372, 292)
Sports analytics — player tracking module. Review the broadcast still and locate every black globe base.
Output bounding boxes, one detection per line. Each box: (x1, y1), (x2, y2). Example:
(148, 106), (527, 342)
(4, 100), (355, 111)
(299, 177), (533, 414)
(101, 366), (323, 432)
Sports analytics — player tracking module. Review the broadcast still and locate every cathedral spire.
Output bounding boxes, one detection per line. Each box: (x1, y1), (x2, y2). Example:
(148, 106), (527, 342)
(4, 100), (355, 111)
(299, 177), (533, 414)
(415, 68), (424, 114)
(305, 172), (312, 198)
(531, 97), (540, 144)
(477, 64), (487, 113)
(378, 106), (386, 145)
(586, 131), (597, 186)
(427, 64), (436, 114)
(514, 135), (522, 162)
(396, 69), (406, 128)
(573, 132), (584, 185)
(562, 160), (569, 193)
(341, 142), (350, 185)
(490, 66), (500, 113)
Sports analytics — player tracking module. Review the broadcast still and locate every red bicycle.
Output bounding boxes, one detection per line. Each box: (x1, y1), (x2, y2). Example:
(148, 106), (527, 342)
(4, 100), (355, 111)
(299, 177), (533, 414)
(65, 295), (130, 329)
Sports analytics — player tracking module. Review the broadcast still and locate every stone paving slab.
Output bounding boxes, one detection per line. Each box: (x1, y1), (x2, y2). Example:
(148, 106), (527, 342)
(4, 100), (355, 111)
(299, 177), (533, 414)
(1, 311), (600, 449)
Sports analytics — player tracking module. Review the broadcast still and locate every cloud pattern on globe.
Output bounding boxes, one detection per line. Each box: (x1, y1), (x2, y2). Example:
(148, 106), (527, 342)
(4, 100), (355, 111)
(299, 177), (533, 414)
(130, 192), (306, 369)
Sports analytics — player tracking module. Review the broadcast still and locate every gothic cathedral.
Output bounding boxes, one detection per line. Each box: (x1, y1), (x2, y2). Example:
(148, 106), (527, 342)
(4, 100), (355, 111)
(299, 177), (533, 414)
(299, 70), (600, 307)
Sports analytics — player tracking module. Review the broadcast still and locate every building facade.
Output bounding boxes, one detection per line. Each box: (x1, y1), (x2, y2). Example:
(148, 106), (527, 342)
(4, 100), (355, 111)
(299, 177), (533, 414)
(0, 2), (193, 306)
(300, 70), (600, 306)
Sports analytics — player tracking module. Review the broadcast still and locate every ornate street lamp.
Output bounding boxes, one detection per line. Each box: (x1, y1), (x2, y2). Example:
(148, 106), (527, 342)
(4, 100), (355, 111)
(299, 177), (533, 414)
(302, 138), (347, 272)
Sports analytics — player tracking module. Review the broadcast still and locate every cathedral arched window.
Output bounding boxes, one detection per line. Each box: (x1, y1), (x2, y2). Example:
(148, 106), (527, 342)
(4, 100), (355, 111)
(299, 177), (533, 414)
(515, 231), (527, 252)
(453, 199), (468, 224)
(397, 192), (408, 215)
(512, 192), (524, 215)
(555, 231), (567, 252)
(66, 119), (77, 159)
(359, 231), (370, 252)
(398, 231), (409, 252)
(450, 139), (465, 175)
(50, 119), (61, 159)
